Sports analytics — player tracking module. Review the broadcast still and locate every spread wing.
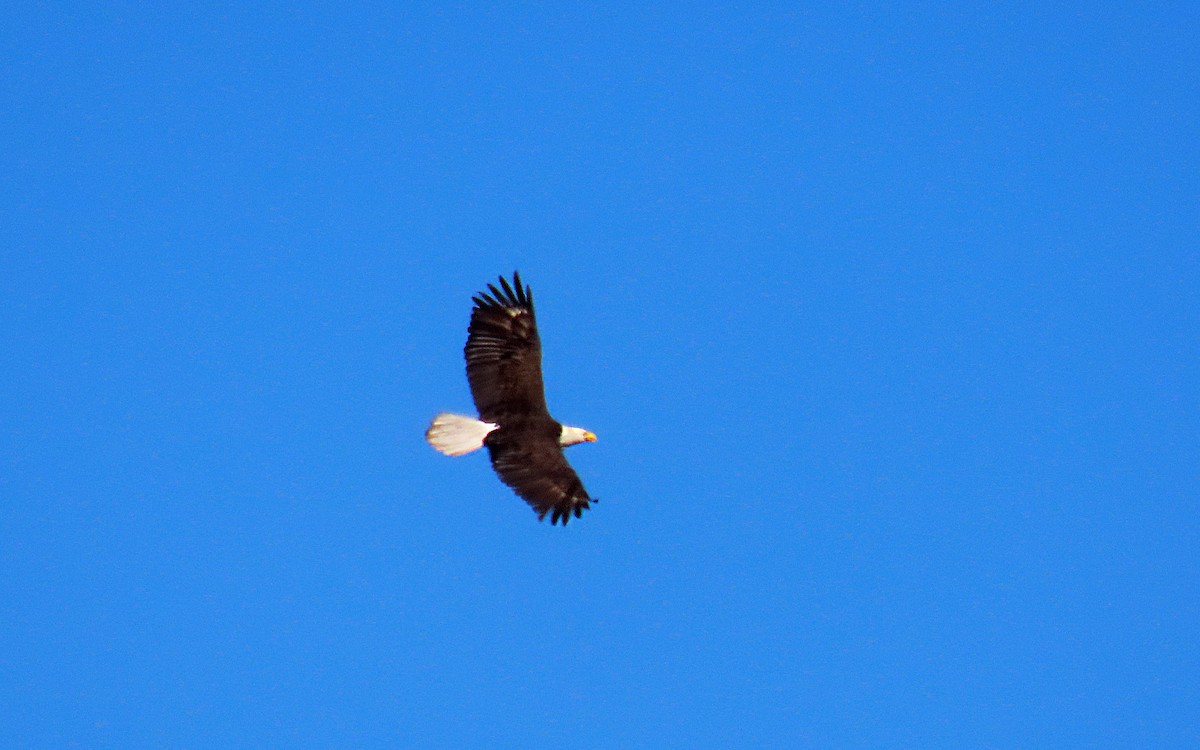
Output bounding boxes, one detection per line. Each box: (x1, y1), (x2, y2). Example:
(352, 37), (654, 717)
(487, 435), (593, 525)
(464, 272), (548, 423)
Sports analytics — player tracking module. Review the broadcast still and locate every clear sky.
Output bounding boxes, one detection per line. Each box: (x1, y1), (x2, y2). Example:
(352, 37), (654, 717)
(2, 3), (1197, 747)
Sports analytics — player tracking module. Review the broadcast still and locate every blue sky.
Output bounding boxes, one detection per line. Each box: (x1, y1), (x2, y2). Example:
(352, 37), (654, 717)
(2, 2), (1197, 747)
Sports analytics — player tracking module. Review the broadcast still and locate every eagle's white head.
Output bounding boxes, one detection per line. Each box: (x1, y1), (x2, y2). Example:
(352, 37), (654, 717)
(559, 425), (597, 447)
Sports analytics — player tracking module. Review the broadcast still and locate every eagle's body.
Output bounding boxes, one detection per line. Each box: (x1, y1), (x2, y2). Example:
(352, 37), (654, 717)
(425, 272), (597, 525)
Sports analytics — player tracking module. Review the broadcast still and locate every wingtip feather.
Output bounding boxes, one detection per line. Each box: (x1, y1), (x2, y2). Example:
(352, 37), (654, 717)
(498, 274), (516, 302)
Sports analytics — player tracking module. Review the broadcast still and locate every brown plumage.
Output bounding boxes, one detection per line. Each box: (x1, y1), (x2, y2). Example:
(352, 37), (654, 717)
(432, 272), (596, 525)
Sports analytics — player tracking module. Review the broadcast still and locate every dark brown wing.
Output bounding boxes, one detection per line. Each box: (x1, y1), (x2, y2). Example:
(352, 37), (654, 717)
(486, 428), (593, 525)
(464, 272), (548, 423)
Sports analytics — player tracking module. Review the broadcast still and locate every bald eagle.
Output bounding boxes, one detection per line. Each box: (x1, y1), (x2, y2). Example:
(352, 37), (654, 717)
(425, 272), (598, 525)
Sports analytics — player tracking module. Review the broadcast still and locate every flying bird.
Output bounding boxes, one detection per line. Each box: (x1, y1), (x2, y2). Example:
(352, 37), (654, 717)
(425, 272), (598, 525)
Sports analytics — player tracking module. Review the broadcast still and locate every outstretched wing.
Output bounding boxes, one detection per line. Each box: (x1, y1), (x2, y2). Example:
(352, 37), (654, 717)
(464, 272), (548, 423)
(487, 435), (594, 525)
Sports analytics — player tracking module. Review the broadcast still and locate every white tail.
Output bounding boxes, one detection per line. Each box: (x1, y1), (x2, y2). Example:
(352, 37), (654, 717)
(425, 413), (498, 456)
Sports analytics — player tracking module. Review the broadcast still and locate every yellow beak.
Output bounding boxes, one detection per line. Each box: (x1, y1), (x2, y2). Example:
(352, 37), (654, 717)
(583, 431), (597, 443)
